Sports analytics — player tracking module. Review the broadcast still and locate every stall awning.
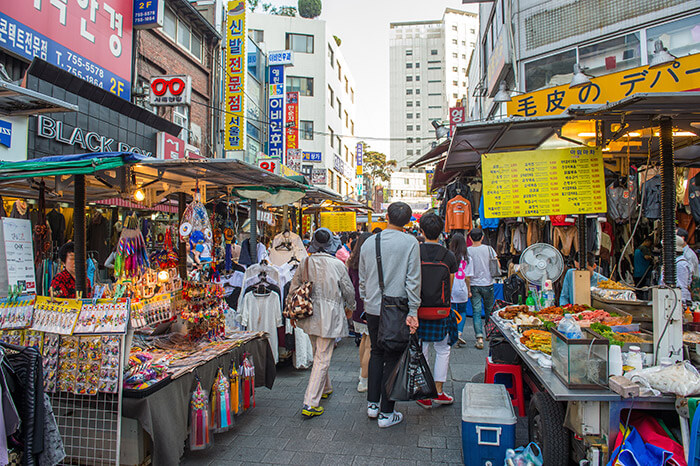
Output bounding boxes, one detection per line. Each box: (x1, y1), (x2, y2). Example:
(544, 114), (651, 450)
(409, 140), (451, 168)
(0, 152), (146, 179)
(0, 79), (78, 116)
(444, 115), (574, 170)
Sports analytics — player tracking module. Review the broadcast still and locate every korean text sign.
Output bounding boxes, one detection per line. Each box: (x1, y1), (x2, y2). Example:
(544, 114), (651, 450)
(224, 0), (246, 150)
(133, 0), (164, 29)
(320, 212), (356, 233)
(285, 91), (298, 150)
(1, 1), (133, 99)
(268, 65), (285, 160)
(356, 142), (363, 175)
(482, 148), (607, 218)
(507, 53), (700, 117)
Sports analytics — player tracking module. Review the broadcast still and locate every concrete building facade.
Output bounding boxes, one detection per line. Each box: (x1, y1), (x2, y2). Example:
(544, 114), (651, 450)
(385, 168), (432, 213)
(247, 13), (359, 198)
(389, 8), (478, 168)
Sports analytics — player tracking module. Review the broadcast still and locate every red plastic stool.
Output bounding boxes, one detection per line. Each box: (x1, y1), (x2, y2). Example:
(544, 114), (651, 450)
(484, 357), (526, 416)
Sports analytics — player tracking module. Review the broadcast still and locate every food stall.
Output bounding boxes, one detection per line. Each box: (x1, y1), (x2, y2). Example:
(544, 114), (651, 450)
(442, 93), (700, 465)
(0, 154), (317, 465)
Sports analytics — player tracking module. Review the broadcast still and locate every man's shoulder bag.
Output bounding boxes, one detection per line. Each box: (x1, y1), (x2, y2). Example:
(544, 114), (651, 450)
(376, 233), (411, 352)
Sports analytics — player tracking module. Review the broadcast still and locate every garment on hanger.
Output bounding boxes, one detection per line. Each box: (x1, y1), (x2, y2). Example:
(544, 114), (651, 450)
(10, 200), (28, 219)
(87, 212), (110, 265)
(607, 169), (638, 223)
(525, 218), (542, 246)
(0, 196), (5, 217)
(643, 175), (662, 220)
(552, 225), (578, 257)
(510, 223), (527, 254)
(47, 209), (66, 247)
(238, 239), (269, 267)
(687, 173), (700, 224)
(445, 195), (472, 232)
(478, 196), (499, 230)
(240, 290), (282, 363)
(439, 178), (471, 218)
(268, 231), (307, 266)
(550, 215), (576, 227)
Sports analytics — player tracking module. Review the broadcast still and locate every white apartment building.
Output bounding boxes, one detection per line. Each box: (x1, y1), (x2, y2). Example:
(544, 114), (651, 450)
(385, 169), (432, 213)
(389, 8), (478, 168)
(247, 13), (359, 198)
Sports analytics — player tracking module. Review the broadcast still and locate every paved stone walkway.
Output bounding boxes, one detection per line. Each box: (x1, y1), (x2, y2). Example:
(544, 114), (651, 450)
(181, 326), (524, 465)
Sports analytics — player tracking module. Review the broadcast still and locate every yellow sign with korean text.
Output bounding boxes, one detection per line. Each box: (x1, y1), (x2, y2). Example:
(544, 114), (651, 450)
(482, 148), (607, 218)
(224, 0), (246, 150)
(507, 53), (700, 117)
(320, 212), (357, 233)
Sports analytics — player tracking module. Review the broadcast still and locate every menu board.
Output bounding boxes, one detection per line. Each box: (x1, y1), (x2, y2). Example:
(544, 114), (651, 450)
(320, 212), (357, 233)
(482, 148), (607, 218)
(0, 218), (36, 295)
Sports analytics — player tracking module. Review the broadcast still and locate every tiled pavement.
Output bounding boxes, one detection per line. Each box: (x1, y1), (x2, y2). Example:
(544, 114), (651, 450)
(181, 326), (526, 465)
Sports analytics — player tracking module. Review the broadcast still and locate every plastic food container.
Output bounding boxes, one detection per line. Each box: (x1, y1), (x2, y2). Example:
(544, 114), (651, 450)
(551, 328), (609, 389)
(461, 383), (516, 465)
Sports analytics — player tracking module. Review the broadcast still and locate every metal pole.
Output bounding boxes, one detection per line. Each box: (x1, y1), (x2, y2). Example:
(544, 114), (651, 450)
(298, 206), (303, 236)
(74, 174), (87, 295)
(250, 200), (258, 263)
(659, 116), (676, 286)
(178, 192), (186, 279)
(577, 214), (587, 269)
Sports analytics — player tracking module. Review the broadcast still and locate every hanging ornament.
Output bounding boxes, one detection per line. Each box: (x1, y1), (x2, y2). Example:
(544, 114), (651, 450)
(230, 363), (240, 415)
(189, 380), (211, 450)
(210, 368), (232, 432)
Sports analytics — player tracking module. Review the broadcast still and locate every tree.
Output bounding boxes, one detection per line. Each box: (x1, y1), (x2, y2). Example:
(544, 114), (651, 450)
(361, 141), (396, 186)
(248, 0), (297, 16)
(298, 0), (322, 18)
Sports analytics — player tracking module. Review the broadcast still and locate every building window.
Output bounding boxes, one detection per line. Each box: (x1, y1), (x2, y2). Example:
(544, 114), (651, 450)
(164, 8), (176, 38)
(462, 82), (466, 87)
(337, 175), (341, 192)
(351, 120), (355, 135)
(415, 101), (420, 107)
(415, 62), (420, 68)
(415, 75), (420, 81)
(328, 85), (334, 106)
(452, 53), (458, 58)
(470, 42), (476, 47)
(416, 89), (420, 95)
(336, 135), (341, 149)
(163, 8), (202, 61)
(416, 112), (421, 119)
(453, 93), (458, 98)
(300, 120), (314, 140)
(406, 49), (413, 56)
(470, 28), (475, 34)
(407, 101), (413, 107)
(345, 76), (349, 93)
(406, 63), (413, 69)
(462, 41), (466, 46)
(329, 127), (335, 148)
(453, 80), (458, 85)
(451, 25), (458, 31)
(579, 33), (641, 77)
(406, 113), (413, 119)
(647, 14), (700, 61)
(287, 76), (314, 96)
(431, 49), (438, 55)
(337, 98), (342, 118)
(173, 105), (189, 143)
(407, 149), (413, 156)
(452, 66), (458, 72)
(416, 125), (421, 131)
(250, 29), (264, 43)
(406, 76), (413, 82)
(286, 33), (314, 53)
(406, 125), (413, 131)
(524, 49), (576, 91)
(406, 89), (413, 95)
(452, 39), (458, 45)
(344, 110), (349, 128)
(337, 62), (342, 80)
(328, 44), (334, 66)
(462, 54), (466, 59)
(351, 88), (355, 103)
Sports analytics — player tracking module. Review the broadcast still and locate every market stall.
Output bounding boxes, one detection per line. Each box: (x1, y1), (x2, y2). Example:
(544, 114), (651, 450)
(441, 93), (700, 465)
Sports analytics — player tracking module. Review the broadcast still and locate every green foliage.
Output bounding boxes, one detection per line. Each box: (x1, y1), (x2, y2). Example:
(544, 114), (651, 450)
(361, 142), (396, 184)
(333, 35), (341, 46)
(298, 0), (322, 18)
(249, 0), (297, 16)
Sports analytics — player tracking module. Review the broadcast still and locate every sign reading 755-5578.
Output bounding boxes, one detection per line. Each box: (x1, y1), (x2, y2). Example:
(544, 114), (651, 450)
(0, 1), (133, 100)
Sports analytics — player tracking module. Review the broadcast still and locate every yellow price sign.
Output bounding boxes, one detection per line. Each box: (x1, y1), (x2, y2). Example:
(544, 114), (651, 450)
(482, 148), (607, 218)
(320, 212), (357, 232)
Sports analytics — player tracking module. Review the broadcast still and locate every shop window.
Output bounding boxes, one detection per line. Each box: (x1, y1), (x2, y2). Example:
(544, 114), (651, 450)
(524, 49), (576, 92)
(250, 29), (264, 43)
(177, 21), (191, 50)
(286, 33), (314, 53)
(164, 8), (176, 39)
(647, 14), (700, 61)
(173, 106), (189, 143)
(287, 76), (314, 96)
(300, 120), (314, 140)
(579, 33), (640, 77)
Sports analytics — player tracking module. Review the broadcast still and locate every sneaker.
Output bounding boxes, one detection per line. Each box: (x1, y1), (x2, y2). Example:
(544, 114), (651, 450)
(416, 399), (433, 409)
(357, 377), (368, 393)
(321, 390), (333, 399)
(377, 411), (404, 428)
(458, 337), (467, 345)
(475, 337), (484, 349)
(433, 392), (454, 405)
(302, 405), (324, 418)
(367, 402), (379, 419)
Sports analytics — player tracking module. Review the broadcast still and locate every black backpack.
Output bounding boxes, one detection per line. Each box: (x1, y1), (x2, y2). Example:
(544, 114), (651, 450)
(503, 273), (527, 305)
(419, 244), (451, 309)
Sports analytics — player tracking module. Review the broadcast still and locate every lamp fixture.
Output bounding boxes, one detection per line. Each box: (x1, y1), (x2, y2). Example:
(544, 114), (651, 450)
(493, 81), (512, 103)
(569, 64), (591, 88)
(431, 119), (449, 140)
(134, 189), (145, 202)
(649, 40), (675, 68)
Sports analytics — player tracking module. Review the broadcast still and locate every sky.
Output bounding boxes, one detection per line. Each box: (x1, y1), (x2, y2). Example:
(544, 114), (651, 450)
(263, 0), (478, 155)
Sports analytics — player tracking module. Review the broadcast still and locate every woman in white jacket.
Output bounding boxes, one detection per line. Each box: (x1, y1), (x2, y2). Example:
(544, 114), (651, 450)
(290, 228), (356, 418)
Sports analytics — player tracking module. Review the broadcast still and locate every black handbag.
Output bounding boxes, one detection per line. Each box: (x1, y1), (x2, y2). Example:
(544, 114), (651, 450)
(375, 233), (411, 353)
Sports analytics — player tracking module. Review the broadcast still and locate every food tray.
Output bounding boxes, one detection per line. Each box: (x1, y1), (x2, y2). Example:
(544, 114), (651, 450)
(587, 328), (653, 353)
(516, 324), (547, 333)
(592, 287), (638, 302)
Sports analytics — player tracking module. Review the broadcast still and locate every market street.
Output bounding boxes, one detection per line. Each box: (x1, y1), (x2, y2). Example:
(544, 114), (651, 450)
(182, 328), (527, 465)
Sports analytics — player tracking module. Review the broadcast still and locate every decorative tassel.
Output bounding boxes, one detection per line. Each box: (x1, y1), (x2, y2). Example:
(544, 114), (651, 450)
(230, 364), (240, 415)
(242, 353), (255, 409)
(189, 381), (210, 450)
(225, 243), (232, 271)
(210, 368), (232, 432)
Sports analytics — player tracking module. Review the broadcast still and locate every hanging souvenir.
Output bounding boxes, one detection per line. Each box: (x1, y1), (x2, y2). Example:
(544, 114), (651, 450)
(180, 191), (214, 267)
(189, 380), (211, 450)
(241, 353), (255, 411)
(210, 368), (232, 432)
(114, 226), (150, 278)
(229, 362), (240, 415)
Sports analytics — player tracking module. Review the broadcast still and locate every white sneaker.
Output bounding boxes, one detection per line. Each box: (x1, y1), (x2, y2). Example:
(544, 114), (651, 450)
(357, 377), (368, 393)
(367, 402), (379, 419)
(377, 411), (403, 428)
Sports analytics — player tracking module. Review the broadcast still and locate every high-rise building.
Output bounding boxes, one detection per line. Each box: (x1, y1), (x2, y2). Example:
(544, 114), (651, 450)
(389, 8), (478, 168)
(247, 13), (359, 198)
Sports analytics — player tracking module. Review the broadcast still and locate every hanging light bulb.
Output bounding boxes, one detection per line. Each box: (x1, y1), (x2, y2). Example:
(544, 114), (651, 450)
(134, 189), (145, 202)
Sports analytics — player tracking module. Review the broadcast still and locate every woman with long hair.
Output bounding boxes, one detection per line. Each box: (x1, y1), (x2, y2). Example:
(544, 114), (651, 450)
(347, 232), (372, 392)
(449, 233), (473, 347)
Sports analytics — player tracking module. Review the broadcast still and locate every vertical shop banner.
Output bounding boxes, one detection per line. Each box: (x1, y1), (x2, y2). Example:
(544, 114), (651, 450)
(1, 1), (133, 99)
(285, 91), (299, 163)
(425, 169), (434, 194)
(482, 147), (607, 217)
(268, 65), (285, 161)
(224, 0), (246, 151)
(356, 142), (363, 175)
(449, 107), (466, 138)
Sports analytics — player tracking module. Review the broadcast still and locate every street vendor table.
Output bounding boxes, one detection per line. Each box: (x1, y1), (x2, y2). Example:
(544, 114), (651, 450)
(121, 335), (276, 466)
(491, 316), (676, 461)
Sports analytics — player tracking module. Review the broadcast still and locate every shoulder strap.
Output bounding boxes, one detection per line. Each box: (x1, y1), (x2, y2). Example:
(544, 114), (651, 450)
(375, 233), (385, 294)
(438, 246), (448, 263)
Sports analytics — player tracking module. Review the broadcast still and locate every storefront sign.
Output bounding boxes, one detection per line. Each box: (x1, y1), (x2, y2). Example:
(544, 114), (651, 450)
(285, 91), (298, 155)
(482, 148), (607, 218)
(507, 52), (700, 117)
(156, 132), (184, 159)
(356, 142), (363, 175)
(426, 169), (434, 194)
(356, 175), (363, 197)
(37, 115), (152, 156)
(0, 218), (36, 295)
(279, 164), (300, 177)
(311, 168), (326, 185)
(286, 148), (301, 172)
(320, 212), (356, 233)
(334, 155), (354, 180)
(258, 156), (280, 174)
(487, 31), (511, 96)
(449, 106), (466, 138)
(149, 75), (191, 106)
(1, 1), (133, 99)
(302, 151), (322, 162)
(133, 0), (164, 29)
(268, 50), (293, 66)
(224, 0), (246, 150)
(268, 65), (285, 160)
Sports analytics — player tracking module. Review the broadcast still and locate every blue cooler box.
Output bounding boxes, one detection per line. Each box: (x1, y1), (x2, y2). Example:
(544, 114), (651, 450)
(461, 383), (516, 466)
